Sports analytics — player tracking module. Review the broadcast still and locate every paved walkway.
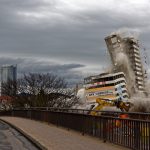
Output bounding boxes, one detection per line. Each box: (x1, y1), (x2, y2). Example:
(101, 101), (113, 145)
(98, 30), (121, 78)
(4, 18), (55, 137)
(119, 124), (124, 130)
(0, 117), (129, 150)
(0, 120), (38, 150)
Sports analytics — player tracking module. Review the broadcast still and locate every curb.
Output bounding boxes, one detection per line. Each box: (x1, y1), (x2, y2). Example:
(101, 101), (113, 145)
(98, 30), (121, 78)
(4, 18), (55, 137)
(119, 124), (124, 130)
(0, 118), (47, 150)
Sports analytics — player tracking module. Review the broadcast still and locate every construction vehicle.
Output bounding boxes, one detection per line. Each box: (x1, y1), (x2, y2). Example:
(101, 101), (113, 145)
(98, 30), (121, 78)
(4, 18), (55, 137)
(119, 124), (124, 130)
(89, 98), (133, 116)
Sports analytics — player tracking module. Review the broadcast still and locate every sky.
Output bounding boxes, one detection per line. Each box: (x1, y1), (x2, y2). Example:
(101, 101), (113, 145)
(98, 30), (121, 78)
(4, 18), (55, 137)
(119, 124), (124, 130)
(0, 0), (150, 86)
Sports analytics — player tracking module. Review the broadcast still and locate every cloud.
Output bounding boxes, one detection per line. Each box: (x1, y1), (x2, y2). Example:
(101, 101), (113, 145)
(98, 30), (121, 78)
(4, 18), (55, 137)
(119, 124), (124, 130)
(0, 57), (85, 86)
(0, 0), (150, 85)
(14, 0), (150, 27)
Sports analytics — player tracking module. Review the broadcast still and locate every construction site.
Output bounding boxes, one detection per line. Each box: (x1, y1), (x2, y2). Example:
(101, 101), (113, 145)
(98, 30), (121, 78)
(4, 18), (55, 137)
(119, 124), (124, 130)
(76, 31), (150, 113)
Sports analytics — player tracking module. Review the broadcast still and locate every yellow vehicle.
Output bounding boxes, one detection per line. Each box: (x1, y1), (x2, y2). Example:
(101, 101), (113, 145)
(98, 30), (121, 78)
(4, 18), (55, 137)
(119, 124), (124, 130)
(89, 98), (133, 116)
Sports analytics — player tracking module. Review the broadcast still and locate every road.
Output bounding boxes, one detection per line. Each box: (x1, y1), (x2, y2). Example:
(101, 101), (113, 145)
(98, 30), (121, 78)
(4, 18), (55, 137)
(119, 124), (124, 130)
(0, 120), (39, 150)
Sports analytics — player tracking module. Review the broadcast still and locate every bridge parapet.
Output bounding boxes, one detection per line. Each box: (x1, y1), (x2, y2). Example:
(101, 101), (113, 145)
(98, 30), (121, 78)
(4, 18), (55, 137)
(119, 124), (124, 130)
(0, 108), (150, 150)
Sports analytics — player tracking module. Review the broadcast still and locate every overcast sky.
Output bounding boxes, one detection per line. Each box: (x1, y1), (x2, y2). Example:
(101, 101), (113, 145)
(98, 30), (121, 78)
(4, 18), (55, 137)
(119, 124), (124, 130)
(0, 0), (150, 86)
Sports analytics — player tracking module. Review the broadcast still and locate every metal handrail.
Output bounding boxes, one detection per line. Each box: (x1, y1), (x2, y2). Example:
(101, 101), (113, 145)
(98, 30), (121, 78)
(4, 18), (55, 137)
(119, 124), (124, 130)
(12, 107), (150, 115)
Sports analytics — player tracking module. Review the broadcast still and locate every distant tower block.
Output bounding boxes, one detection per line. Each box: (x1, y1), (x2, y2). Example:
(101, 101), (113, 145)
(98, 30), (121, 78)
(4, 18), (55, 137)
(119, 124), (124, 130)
(105, 34), (145, 92)
(0, 65), (17, 96)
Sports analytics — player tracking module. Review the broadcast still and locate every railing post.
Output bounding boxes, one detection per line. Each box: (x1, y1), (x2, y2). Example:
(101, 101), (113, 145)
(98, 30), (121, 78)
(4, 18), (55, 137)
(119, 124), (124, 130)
(134, 121), (140, 150)
(103, 118), (107, 143)
(11, 109), (14, 117)
(82, 115), (85, 136)
(27, 109), (32, 119)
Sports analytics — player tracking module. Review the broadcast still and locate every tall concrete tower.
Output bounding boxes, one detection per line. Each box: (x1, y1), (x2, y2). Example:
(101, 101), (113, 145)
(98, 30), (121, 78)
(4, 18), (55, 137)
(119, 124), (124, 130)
(105, 34), (145, 94)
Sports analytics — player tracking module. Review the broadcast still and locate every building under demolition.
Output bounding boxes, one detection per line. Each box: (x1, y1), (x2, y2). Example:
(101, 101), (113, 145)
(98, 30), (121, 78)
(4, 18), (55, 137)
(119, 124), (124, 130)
(77, 32), (146, 105)
(105, 34), (145, 94)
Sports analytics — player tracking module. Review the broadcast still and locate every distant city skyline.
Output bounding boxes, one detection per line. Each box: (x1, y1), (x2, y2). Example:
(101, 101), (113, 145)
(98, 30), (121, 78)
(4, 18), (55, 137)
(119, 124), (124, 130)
(0, 0), (150, 85)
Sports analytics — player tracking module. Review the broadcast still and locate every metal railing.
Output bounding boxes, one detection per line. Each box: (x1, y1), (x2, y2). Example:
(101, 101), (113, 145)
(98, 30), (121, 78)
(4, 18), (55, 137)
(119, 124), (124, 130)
(1, 108), (150, 150)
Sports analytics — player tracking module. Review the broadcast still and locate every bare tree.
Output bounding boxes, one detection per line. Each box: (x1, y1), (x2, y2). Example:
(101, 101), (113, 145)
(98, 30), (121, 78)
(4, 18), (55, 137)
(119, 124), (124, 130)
(47, 90), (78, 108)
(1, 79), (17, 96)
(11, 73), (78, 108)
(17, 73), (67, 94)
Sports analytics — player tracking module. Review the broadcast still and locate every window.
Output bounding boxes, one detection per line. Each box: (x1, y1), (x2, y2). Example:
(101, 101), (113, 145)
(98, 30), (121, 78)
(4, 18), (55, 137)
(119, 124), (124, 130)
(123, 95), (128, 98)
(111, 37), (117, 43)
(121, 85), (126, 88)
(122, 90), (127, 93)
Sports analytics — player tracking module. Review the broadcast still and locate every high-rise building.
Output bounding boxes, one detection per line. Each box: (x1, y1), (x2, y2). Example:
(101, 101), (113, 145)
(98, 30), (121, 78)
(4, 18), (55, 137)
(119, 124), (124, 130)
(105, 34), (145, 93)
(0, 65), (17, 95)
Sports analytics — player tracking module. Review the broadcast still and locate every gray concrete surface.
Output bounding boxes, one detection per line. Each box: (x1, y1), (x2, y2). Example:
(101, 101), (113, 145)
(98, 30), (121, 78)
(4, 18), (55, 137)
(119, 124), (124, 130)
(0, 120), (39, 150)
(0, 117), (130, 150)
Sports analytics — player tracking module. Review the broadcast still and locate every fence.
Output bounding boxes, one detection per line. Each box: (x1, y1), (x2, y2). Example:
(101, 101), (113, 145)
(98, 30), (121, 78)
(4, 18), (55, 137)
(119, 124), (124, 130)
(1, 108), (150, 150)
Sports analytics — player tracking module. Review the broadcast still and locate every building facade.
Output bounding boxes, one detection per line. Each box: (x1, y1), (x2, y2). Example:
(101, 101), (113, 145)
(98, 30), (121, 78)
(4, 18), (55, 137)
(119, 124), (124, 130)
(105, 34), (145, 93)
(0, 65), (17, 95)
(84, 72), (128, 102)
